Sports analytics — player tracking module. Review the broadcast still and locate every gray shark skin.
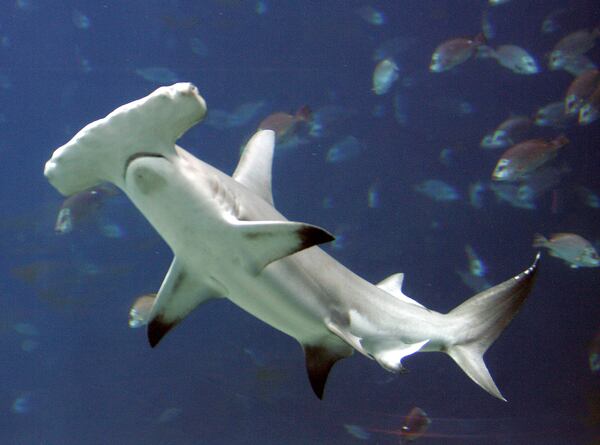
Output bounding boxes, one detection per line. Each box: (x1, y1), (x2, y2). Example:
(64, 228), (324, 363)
(45, 83), (539, 401)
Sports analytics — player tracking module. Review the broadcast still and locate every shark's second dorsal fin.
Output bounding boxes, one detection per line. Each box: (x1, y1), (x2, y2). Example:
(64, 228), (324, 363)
(233, 130), (275, 205)
(376, 273), (425, 308)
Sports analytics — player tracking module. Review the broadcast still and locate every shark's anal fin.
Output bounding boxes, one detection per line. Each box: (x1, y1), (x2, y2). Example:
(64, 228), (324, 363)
(235, 220), (334, 273)
(303, 345), (349, 399)
(147, 257), (223, 347)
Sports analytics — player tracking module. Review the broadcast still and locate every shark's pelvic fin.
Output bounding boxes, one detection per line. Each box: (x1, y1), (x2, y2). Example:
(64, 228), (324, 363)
(147, 257), (223, 347)
(445, 253), (540, 401)
(376, 273), (425, 308)
(303, 345), (351, 399)
(233, 130), (275, 205)
(233, 220), (334, 274)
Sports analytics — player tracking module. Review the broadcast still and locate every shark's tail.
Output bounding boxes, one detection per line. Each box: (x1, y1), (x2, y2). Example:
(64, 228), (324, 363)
(444, 253), (540, 401)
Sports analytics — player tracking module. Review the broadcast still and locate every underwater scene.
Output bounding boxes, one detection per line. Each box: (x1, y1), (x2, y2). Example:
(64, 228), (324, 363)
(1, 0), (599, 443)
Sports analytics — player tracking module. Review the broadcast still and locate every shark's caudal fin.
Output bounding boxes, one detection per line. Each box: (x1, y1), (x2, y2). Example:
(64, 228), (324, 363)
(445, 253), (540, 401)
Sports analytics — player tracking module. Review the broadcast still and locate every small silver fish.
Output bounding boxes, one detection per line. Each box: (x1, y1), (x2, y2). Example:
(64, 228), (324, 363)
(372, 58), (399, 95)
(128, 294), (157, 328)
(533, 233), (600, 268)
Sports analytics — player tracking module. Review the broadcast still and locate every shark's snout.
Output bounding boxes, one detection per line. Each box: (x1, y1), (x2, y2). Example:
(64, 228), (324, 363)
(44, 83), (208, 197)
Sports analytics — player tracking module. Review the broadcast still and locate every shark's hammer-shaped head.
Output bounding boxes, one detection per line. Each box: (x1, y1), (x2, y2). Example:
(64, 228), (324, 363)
(44, 82), (207, 196)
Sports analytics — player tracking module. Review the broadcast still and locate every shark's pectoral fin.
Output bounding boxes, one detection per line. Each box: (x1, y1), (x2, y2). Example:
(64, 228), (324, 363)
(147, 257), (224, 347)
(303, 344), (351, 399)
(234, 220), (334, 273)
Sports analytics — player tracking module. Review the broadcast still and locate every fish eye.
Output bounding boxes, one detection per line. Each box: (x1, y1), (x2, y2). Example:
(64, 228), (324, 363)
(496, 159), (510, 170)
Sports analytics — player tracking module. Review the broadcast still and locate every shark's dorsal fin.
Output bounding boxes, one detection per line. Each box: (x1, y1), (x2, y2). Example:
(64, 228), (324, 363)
(233, 130), (275, 205)
(147, 257), (224, 347)
(233, 220), (334, 274)
(303, 345), (351, 399)
(376, 273), (425, 308)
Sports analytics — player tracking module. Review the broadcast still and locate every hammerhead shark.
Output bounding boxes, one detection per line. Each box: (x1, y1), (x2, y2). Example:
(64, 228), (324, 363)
(44, 83), (538, 401)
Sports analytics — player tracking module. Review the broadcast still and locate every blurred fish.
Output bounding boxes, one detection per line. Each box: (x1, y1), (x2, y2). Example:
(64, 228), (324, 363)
(489, 0), (511, 5)
(393, 92), (409, 125)
(190, 37), (209, 57)
(533, 101), (572, 127)
(414, 179), (459, 201)
(135, 67), (179, 84)
(492, 136), (568, 181)
(157, 407), (182, 423)
(488, 45), (539, 74)
(468, 181), (486, 208)
(541, 9), (566, 34)
(72, 9), (90, 29)
(481, 114), (532, 149)
(456, 268), (492, 293)
(465, 244), (486, 277)
(562, 54), (597, 77)
(255, 1), (268, 15)
(549, 28), (600, 70)
(481, 9), (495, 40)
(128, 294), (157, 328)
(356, 5), (386, 26)
(227, 101), (266, 127)
(258, 106), (311, 140)
(55, 184), (117, 234)
(367, 182), (380, 208)
(489, 182), (535, 209)
(439, 147), (453, 166)
(578, 83), (600, 125)
(11, 393), (32, 414)
(325, 135), (362, 162)
(517, 165), (570, 201)
(344, 424), (371, 440)
(13, 322), (39, 336)
(564, 69), (600, 115)
(533, 233), (600, 268)
(590, 329), (600, 373)
(21, 339), (39, 352)
(205, 101), (266, 129)
(575, 186), (600, 208)
(430, 33), (486, 72)
(399, 407), (431, 444)
(307, 105), (356, 137)
(373, 58), (399, 95)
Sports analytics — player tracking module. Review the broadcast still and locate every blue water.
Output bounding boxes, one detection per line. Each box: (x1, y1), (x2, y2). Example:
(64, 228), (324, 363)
(1, 1), (599, 443)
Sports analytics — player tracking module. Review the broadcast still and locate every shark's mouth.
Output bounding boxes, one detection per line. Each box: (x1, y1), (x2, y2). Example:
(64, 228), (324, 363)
(123, 152), (166, 179)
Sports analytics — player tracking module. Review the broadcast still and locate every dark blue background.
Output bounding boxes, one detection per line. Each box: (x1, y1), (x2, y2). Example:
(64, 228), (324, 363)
(0, 1), (599, 443)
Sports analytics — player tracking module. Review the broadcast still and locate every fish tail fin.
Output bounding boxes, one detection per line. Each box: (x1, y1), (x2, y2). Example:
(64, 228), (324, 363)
(295, 105), (312, 122)
(532, 233), (548, 248)
(473, 32), (487, 46)
(445, 254), (539, 401)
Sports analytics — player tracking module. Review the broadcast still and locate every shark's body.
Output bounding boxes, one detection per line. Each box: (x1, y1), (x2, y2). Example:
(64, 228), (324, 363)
(45, 83), (538, 400)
